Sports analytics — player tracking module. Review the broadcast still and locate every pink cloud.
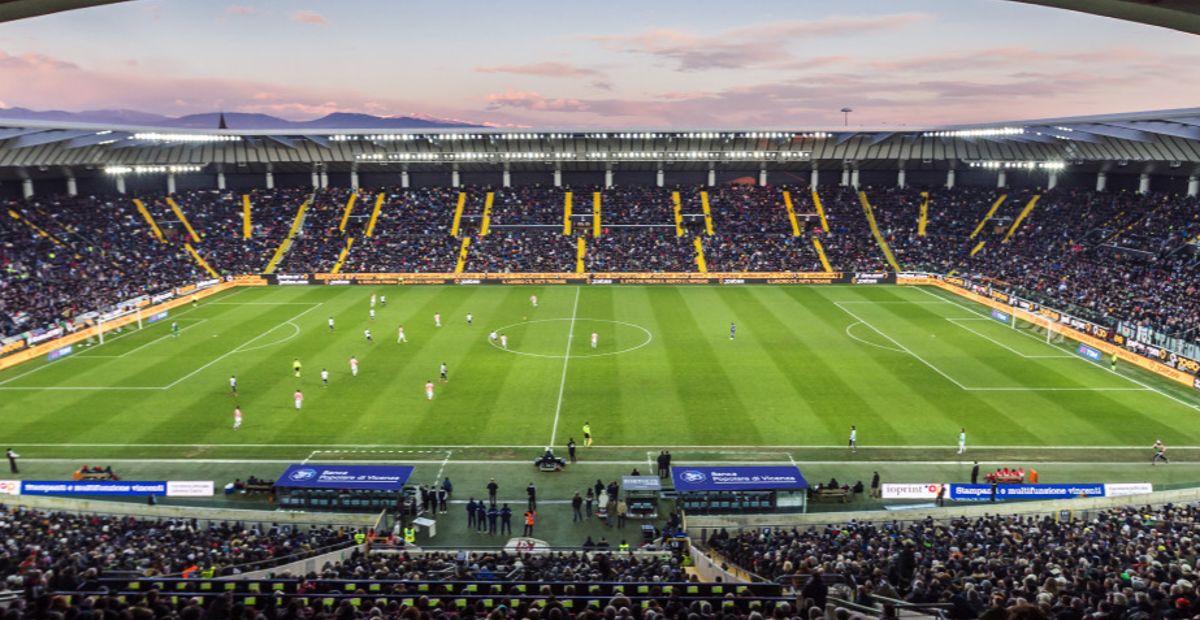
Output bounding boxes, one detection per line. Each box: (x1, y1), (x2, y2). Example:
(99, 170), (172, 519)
(291, 11), (329, 26)
(484, 90), (589, 112)
(0, 51), (79, 71)
(225, 6), (259, 16)
(591, 14), (932, 71)
(476, 62), (600, 78)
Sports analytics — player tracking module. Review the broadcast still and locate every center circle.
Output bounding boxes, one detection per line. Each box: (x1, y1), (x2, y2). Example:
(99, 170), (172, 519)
(487, 318), (653, 359)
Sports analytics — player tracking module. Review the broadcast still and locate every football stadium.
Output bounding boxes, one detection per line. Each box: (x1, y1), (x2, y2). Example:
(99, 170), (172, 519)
(2, 1), (1200, 618)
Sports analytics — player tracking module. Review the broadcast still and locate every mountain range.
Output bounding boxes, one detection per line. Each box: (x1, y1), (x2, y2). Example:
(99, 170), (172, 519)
(0, 107), (482, 129)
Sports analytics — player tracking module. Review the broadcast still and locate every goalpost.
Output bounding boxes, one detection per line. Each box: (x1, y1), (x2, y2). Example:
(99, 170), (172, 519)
(1010, 311), (1066, 345)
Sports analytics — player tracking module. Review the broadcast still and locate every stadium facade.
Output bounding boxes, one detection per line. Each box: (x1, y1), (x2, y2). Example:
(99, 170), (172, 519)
(1, 108), (1199, 198)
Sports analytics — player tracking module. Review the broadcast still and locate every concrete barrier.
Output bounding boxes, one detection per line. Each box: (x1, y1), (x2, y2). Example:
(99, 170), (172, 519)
(1, 494), (380, 530)
(684, 486), (1200, 535)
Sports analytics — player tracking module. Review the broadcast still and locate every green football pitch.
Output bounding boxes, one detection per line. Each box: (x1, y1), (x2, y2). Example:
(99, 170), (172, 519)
(1, 282), (1197, 466)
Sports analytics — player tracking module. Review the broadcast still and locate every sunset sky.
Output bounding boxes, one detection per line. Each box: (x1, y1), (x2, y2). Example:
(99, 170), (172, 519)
(0, 0), (1197, 128)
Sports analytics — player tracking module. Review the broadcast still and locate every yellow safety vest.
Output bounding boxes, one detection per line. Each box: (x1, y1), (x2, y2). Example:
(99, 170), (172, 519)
(619, 543), (630, 551)
(403, 527), (416, 543)
(354, 533), (366, 544)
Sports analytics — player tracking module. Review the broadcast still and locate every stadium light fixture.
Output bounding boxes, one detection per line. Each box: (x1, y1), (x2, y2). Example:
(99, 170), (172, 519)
(104, 165), (204, 175)
(133, 132), (239, 143)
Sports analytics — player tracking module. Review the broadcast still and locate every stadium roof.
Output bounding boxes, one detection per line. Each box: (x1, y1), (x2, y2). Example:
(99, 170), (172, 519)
(0, 0), (128, 22)
(1011, 0), (1200, 35)
(0, 108), (1197, 178)
(3, 0), (1199, 36)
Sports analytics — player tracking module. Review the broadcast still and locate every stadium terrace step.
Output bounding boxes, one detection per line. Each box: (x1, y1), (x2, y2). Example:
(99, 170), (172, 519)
(592, 191), (602, 236)
(810, 189), (830, 232)
(450, 191), (467, 238)
(165, 196), (201, 243)
(242, 194), (252, 239)
(454, 236), (471, 273)
(700, 191), (714, 235)
(576, 236), (586, 273)
(131, 198), (166, 243)
(563, 191), (573, 235)
(672, 191), (684, 237)
(692, 236), (707, 273)
(338, 191), (358, 233)
(365, 192), (386, 237)
(917, 191), (930, 237)
(263, 194), (312, 275)
(970, 194), (1007, 239)
(331, 237), (355, 274)
(1002, 194), (1041, 243)
(480, 191), (495, 236)
(184, 242), (220, 277)
(782, 190), (802, 236)
(811, 236), (833, 272)
(857, 191), (901, 272)
(7, 208), (67, 248)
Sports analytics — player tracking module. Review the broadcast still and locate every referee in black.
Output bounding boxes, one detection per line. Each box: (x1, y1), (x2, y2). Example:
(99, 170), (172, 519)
(6, 448), (18, 474)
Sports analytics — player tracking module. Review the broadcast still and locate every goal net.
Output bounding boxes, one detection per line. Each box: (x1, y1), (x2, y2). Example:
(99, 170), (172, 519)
(1013, 312), (1066, 345)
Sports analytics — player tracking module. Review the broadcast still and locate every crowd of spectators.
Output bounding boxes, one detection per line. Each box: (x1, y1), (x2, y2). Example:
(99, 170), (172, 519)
(466, 230), (577, 273)
(0, 505), (351, 585)
(1, 194), (200, 336)
(3, 184), (1199, 349)
(707, 502), (1200, 619)
(310, 548), (684, 584)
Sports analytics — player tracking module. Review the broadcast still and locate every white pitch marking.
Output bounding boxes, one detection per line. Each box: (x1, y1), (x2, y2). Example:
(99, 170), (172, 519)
(844, 321), (904, 353)
(834, 301), (970, 389)
(946, 318), (1073, 359)
(914, 286), (1200, 410)
(161, 303), (323, 389)
(549, 287), (580, 446)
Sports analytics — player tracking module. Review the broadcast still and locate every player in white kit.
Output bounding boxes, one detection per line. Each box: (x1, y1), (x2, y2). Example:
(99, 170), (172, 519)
(328, 316), (335, 332)
(364, 328), (373, 343)
(489, 330), (498, 343)
(380, 295), (387, 307)
(466, 313), (473, 325)
(530, 295), (538, 308)
(440, 362), (448, 383)
(350, 356), (359, 377)
(500, 334), (508, 349)
(369, 308), (376, 322)
(591, 331), (598, 349)
(434, 313), (442, 327)
(397, 325), (407, 343)
(958, 428), (967, 454)
(321, 368), (329, 387)
(294, 390), (303, 411)
(370, 294), (377, 308)
(229, 375), (238, 396)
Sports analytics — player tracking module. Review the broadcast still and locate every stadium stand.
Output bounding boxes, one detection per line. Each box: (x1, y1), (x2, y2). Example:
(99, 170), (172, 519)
(3, 185), (1200, 369)
(704, 502), (1200, 618)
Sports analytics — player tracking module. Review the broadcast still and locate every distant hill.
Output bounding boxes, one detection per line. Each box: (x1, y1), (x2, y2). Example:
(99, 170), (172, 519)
(0, 108), (482, 129)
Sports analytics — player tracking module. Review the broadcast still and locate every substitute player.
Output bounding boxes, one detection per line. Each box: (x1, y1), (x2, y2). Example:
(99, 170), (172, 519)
(233, 406), (242, 430)
(294, 389), (303, 411)
(350, 356), (359, 377)
(440, 362), (448, 383)
(328, 316), (335, 332)
(434, 313), (442, 328)
(321, 368), (329, 387)
(957, 428), (967, 454)
(849, 426), (857, 453)
(591, 331), (598, 349)
(583, 421), (593, 447)
(425, 380), (434, 400)
(229, 375), (238, 396)
(397, 325), (407, 343)
(293, 358), (302, 378)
